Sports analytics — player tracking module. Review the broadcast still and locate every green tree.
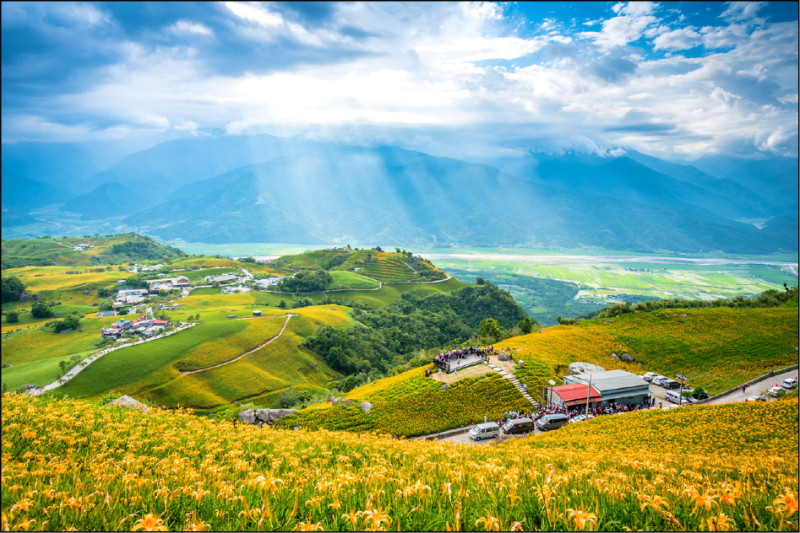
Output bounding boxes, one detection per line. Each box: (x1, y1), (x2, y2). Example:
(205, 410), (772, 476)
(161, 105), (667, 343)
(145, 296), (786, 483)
(2, 277), (26, 303)
(5, 311), (19, 323)
(31, 300), (53, 319)
(278, 387), (300, 408)
(478, 318), (502, 342)
(54, 314), (81, 333)
(518, 317), (534, 334)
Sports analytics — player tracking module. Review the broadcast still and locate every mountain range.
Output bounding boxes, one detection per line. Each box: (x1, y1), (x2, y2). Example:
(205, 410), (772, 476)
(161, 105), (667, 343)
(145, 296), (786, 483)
(2, 134), (797, 254)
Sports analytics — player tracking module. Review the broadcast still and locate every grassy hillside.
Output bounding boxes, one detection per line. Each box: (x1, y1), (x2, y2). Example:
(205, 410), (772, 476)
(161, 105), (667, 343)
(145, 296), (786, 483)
(2, 393), (796, 531)
(1, 233), (184, 269)
(277, 370), (531, 437)
(506, 306), (798, 401)
(52, 306), (347, 409)
(271, 248), (447, 283)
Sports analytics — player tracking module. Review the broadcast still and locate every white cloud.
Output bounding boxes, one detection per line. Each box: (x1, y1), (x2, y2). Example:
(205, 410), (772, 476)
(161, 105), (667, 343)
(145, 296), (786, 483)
(653, 27), (702, 51)
(168, 20), (213, 37)
(578, 2), (659, 50)
(720, 2), (766, 22)
(2, 2), (796, 159)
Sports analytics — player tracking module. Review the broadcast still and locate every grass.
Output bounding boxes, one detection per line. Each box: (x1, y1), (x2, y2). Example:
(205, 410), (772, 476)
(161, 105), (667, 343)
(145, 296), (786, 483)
(254, 277), (466, 309)
(1, 315), (122, 366)
(328, 270), (380, 289)
(505, 306), (799, 403)
(50, 306), (347, 409)
(2, 393), (796, 531)
(0, 351), (94, 392)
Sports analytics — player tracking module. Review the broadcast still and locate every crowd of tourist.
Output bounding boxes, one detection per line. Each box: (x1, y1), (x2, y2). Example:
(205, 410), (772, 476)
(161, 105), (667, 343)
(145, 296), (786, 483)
(540, 396), (658, 419)
(432, 345), (494, 372)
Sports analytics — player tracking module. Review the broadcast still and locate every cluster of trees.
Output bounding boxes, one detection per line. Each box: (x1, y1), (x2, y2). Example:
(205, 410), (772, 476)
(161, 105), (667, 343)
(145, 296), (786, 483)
(305, 282), (533, 377)
(102, 235), (185, 262)
(53, 314), (81, 333)
(595, 286), (799, 319)
(277, 270), (333, 293)
(2, 277), (25, 303)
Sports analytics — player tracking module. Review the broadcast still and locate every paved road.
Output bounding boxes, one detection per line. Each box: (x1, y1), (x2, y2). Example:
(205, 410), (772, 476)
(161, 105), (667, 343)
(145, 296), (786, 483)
(706, 369), (797, 405)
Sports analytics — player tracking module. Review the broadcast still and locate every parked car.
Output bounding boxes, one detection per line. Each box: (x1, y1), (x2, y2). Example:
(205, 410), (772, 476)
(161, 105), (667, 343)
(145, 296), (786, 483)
(501, 417), (536, 435)
(767, 385), (784, 397)
(651, 376), (668, 386)
(782, 377), (798, 389)
(661, 379), (681, 390)
(745, 396), (766, 402)
(693, 390), (709, 400)
(665, 390), (690, 404)
(568, 414), (594, 424)
(642, 372), (658, 382)
(536, 413), (569, 432)
(468, 422), (500, 441)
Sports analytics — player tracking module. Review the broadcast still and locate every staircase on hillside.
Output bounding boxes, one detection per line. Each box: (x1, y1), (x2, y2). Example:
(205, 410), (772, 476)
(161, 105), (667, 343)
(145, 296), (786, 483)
(485, 362), (539, 409)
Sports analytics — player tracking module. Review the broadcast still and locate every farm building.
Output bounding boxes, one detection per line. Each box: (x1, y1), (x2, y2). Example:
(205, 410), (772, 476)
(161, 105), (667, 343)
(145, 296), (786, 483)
(96, 310), (116, 318)
(563, 369), (650, 406)
(253, 310), (262, 317)
(548, 383), (603, 410)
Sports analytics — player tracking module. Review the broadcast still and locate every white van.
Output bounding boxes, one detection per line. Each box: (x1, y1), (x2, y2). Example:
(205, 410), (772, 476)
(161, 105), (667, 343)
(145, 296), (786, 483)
(468, 422), (500, 441)
(665, 390), (689, 405)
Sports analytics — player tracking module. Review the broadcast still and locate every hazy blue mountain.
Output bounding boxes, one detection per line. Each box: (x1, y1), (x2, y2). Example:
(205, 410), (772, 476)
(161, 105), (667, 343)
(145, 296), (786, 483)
(61, 182), (150, 219)
(124, 145), (791, 253)
(3, 134), (796, 254)
(1, 171), (69, 211)
(622, 150), (775, 219)
(1, 141), (132, 196)
(81, 134), (316, 197)
(759, 213), (799, 249)
(690, 155), (798, 213)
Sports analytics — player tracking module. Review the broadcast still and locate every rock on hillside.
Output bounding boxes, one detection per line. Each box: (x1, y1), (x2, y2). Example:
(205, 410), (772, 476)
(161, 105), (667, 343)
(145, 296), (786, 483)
(108, 395), (149, 412)
(238, 408), (297, 426)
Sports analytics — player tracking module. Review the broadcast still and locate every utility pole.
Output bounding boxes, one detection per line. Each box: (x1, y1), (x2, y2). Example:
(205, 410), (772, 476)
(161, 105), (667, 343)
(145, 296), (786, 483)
(676, 371), (688, 406)
(548, 379), (556, 408)
(585, 373), (592, 416)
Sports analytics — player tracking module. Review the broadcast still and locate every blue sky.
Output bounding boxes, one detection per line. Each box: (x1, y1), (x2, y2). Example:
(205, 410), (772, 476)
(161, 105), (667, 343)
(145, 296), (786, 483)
(1, 1), (797, 160)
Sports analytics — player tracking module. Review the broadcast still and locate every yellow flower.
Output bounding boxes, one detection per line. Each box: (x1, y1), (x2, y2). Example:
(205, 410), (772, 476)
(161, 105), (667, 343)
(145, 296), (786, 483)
(707, 513), (735, 531)
(474, 512), (500, 531)
(341, 509), (360, 531)
(131, 513), (169, 531)
(294, 518), (324, 531)
(773, 490), (798, 518)
(691, 492), (718, 512)
(566, 508), (597, 531)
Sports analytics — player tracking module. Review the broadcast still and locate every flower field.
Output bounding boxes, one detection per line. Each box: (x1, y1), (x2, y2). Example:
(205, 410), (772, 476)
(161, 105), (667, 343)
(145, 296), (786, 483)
(2, 393), (796, 531)
(277, 372), (535, 437)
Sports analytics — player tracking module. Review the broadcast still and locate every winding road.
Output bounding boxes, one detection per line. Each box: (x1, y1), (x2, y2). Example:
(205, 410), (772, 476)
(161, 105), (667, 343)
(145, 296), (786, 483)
(179, 314), (297, 375)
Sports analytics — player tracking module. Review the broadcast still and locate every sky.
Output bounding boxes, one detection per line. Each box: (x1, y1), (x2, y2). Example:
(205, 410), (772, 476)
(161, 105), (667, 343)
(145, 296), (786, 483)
(2, 1), (798, 161)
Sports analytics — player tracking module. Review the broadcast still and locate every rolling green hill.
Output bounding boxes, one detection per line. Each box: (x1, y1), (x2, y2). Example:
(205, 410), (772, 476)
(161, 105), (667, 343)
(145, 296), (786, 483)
(1, 233), (184, 269)
(271, 247), (446, 283)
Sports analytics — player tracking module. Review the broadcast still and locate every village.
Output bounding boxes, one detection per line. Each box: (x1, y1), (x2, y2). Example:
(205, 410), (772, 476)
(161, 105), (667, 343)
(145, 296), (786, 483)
(97, 265), (286, 341)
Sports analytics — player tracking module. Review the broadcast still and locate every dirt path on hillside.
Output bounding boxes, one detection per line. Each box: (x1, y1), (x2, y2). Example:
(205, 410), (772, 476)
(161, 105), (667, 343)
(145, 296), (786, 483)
(179, 314), (296, 375)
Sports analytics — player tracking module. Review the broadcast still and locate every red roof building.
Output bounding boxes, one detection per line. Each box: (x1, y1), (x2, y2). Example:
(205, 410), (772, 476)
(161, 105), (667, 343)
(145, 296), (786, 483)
(550, 383), (602, 408)
(151, 320), (169, 325)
